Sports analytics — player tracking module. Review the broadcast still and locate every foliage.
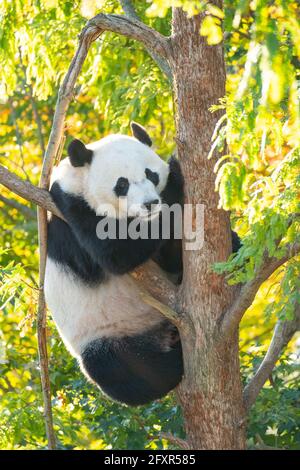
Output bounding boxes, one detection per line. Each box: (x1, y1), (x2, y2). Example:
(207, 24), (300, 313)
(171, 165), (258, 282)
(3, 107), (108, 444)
(0, 0), (299, 450)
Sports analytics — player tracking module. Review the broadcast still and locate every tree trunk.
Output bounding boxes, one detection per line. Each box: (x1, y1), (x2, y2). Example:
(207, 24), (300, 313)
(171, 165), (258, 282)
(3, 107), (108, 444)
(170, 7), (246, 449)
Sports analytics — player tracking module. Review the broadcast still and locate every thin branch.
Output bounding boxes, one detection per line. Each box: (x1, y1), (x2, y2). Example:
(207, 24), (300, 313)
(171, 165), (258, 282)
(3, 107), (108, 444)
(243, 304), (300, 411)
(160, 432), (190, 450)
(141, 291), (182, 328)
(36, 287), (56, 449)
(132, 259), (176, 308)
(0, 194), (36, 220)
(119, 0), (172, 81)
(254, 434), (284, 450)
(29, 88), (46, 157)
(8, 97), (29, 181)
(0, 165), (64, 220)
(219, 244), (300, 338)
(18, 48), (46, 156)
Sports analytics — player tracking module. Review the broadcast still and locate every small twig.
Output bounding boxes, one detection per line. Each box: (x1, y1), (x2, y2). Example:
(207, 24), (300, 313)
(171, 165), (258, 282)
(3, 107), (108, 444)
(132, 259), (177, 309)
(243, 304), (300, 411)
(160, 432), (190, 450)
(141, 291), (182, 328)
(254, 434), (284, 450)
(119, 0), (172, 82)
(18, 48), (46, 157)
(8, 97), (29, 181)
(0, 194), (36, 220)
(36, 287), (56, 449)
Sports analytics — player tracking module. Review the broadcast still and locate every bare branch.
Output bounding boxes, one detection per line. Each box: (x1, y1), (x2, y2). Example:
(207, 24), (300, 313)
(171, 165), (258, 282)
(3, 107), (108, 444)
(141, 291), (182, 328)
(0, 194), (36, 220)
(90, 13), (171, 61)
(36, 287), (56, 449)
(18, 48), (46, 156)
(160, 432), (190, 450)
(120, 0), (139, 19)
(119, 0), (172, 81)
(132, 259), (176, 308)
(219, 244), (300, 338)
(243, 304), (300, 411)
(0, 165), (64, 220)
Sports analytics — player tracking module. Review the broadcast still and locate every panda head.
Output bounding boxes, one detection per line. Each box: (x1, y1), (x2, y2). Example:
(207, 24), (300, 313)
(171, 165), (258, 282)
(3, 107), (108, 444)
(53, 122), (169, 219)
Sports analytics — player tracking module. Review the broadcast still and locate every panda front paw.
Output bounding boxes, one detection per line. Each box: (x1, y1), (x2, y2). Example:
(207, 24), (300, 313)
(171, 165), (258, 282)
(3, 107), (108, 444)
(168, 156), (184, 191)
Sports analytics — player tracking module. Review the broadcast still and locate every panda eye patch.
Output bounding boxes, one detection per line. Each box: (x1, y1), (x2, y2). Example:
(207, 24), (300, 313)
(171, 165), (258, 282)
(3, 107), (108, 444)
(114, 177), (129, 197)
(145, 168), (159, 186)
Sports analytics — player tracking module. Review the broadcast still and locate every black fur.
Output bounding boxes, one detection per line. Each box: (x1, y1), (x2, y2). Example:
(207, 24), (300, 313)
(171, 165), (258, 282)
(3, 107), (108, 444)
(49, 156), (184, 281)
(145, 168), (159, 186)
(68, 139), (93, 167)
(152, 156), (184, 275)
(114, 177), (129, 197)
(81, 321), (183, 406)
(231, 229), (241, 253)
(47, 155), (184, 405)
(47, 151), (242, 406)
(130, 122), (152, 147)
(48, 215), (106, 285)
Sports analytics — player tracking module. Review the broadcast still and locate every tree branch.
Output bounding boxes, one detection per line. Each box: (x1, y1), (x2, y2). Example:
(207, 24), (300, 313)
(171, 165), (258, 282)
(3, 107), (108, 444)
(119, 0), (172, 81)
(243, 304), (300, 411)
(160, 432), (190, 450)
(0, 194), (36, 220)
(0, 165), (64, 220)
(219, 244), (300, 338)
(132, 259), (176, 308)
(90, 13), (171, 61)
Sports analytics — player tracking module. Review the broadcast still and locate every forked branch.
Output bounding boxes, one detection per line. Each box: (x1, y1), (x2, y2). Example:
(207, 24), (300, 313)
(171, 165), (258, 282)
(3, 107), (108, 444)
(243, 304), (300, 410)
(219, 245), (300, 338)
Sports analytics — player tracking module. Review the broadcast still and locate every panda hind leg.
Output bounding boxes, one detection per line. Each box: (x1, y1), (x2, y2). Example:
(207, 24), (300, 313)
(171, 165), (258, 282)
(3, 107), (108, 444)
(80, 324), (183, 406)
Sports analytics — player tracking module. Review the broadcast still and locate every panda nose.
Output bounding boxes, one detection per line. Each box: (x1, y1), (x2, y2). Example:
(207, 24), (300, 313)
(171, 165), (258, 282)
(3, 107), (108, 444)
(144, 199), (159, 211)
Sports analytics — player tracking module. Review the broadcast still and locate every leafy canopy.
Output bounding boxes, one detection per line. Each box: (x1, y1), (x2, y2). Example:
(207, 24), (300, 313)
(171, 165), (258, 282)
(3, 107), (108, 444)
(0, 0), (299, 450)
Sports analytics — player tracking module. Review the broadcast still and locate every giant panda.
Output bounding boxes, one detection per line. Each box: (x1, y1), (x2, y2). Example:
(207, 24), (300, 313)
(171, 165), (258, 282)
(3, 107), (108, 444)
(45, 122), (184, 406)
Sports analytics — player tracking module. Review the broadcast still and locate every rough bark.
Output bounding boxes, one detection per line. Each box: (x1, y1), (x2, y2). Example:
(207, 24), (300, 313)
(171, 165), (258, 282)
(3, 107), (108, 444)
(170, 7), (246, 449)
(2, 3), (298, 450)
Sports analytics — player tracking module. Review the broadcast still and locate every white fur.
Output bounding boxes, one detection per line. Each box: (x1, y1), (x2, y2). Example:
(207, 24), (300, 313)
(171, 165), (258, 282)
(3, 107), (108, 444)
(45, 259), (163, 356)
(51, 134), (169, 218)
(47, 134), (169, 357)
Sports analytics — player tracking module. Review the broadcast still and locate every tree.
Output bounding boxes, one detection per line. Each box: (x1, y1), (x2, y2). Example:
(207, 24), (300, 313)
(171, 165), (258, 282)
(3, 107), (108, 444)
(0, 0), (299, 450)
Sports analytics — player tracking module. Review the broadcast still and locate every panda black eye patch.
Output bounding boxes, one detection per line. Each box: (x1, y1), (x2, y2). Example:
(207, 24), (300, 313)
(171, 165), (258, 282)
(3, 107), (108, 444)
(145, 168), (159, 186)
(114, 177), (129, 197)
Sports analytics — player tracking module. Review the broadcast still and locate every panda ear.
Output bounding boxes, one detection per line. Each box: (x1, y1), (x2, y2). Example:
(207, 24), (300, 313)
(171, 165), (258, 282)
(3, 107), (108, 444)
(67, 139), (93, 167)
(130, 122), (152, 147)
